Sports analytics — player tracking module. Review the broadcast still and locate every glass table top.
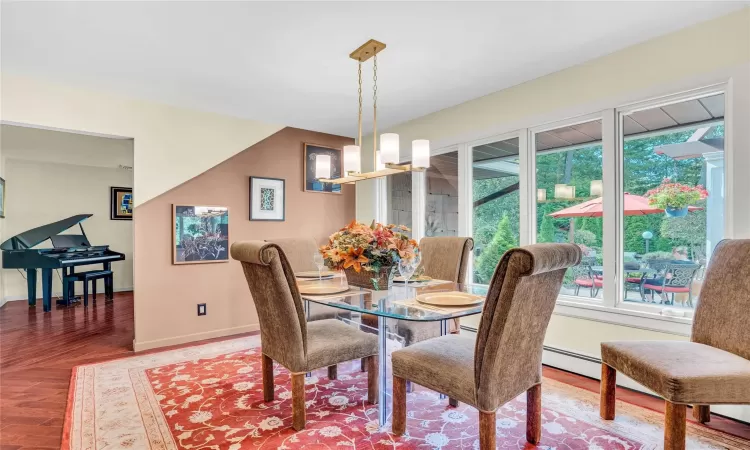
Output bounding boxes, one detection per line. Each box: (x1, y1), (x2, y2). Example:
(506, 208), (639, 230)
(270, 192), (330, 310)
(297, 275), (488, 322)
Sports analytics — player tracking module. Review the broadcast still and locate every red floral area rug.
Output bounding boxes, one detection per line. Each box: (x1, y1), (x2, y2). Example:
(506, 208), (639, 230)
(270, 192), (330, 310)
(63, 335), (749, 449)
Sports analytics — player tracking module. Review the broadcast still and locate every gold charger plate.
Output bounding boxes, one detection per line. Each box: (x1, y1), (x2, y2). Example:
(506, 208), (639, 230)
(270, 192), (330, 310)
(415, 291), (484, 307)
(298, 283), (349, 295)
(295, 271), (335, 279)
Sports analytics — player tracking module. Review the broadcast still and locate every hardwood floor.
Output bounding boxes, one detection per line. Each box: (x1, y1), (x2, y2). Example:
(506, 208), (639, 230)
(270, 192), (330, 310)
(1, 293), (748, 449)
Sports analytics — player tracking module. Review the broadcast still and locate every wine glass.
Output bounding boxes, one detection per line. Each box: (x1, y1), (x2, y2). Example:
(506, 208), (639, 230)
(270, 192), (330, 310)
(313, 252), (325, 280)
(399, 253), (421, 286)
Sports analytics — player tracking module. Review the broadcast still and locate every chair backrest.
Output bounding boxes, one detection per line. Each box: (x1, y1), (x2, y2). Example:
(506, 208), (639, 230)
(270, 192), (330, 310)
(419, 236), (474, 283)
(266, 237), (319, 272)
(692, 239), (750, 360)
(663, 263), (700, 287)
(474, 243), (581, 411)
(231, 241), (309, 372)
(647, 259), (672, 274)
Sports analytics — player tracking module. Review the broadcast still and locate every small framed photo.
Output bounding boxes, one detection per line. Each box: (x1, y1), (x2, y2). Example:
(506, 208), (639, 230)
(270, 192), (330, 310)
(303, 143), (342, 194)
(250, 177), (285, 221)
(110, 186), (133, 220)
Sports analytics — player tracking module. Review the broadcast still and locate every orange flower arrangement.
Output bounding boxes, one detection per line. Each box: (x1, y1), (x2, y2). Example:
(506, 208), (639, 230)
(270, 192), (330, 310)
(320, 220), (418, 273)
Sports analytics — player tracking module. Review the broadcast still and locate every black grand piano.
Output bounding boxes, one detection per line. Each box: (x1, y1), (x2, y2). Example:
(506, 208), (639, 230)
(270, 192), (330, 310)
(1, 214), (126, 312)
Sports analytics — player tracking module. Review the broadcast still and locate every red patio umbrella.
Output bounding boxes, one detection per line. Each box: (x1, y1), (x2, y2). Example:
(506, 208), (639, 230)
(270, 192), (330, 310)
(548, 193), (701, 218)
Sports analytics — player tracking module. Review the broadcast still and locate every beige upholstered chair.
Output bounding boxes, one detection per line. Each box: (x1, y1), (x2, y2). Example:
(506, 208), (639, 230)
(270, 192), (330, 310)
(266, 237), (340, 322)
(391, 243), (581, 449)
(231, 241), (379, 431)
(600, 239), (750, 450)
(395, 237), (474, 346)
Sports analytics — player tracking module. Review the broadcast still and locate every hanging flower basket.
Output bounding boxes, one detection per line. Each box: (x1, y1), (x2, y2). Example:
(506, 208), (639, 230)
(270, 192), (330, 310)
(320, 220), (418, 291)
(665, 206), (689, 218)
(645, 178), (708, 218)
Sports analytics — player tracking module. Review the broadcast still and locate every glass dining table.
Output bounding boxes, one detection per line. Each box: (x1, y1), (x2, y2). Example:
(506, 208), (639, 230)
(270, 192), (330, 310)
(297, 275), (487, 428)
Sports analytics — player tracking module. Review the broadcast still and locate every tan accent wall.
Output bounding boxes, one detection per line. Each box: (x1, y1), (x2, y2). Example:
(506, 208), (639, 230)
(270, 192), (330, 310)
(133, 127), (354, 350)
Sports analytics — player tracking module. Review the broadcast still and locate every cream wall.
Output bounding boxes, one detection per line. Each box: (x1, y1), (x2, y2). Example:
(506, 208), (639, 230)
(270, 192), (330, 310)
(0, 125), (134, 303)
(358, 8), (750, 420)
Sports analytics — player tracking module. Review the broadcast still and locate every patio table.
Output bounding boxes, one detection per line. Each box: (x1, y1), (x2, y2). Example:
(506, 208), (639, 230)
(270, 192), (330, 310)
(299, 279), (487, 428)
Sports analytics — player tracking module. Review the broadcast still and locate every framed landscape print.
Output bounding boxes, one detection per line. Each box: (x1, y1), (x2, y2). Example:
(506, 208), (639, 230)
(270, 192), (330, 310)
(173, 205), (229, 264)
(303, 143), (342, 194)
(250, 176), (285, 221)
(110, 186), (133, 220)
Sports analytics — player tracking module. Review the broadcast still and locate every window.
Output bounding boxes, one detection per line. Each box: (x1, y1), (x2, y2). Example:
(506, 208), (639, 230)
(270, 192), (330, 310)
(425, 151), (459, 238)
(534, 119), (604, 300)
(619, 93), (724, 313)
(388, 172), (412, 230)
(471, 137), (520, 284)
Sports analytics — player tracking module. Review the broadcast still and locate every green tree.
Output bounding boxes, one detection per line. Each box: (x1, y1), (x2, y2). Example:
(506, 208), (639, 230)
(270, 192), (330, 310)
(476, 213), (517, 283)
(660, 207), (707, 260)
(539, 215), (556, 243)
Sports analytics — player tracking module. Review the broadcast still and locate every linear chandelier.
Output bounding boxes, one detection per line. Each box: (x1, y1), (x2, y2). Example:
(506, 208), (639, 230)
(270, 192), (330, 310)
(317, 39), (430, 184)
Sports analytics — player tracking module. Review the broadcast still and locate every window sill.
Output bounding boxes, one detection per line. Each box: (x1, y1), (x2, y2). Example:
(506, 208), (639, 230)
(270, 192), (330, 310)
(553, 296), (692, 336)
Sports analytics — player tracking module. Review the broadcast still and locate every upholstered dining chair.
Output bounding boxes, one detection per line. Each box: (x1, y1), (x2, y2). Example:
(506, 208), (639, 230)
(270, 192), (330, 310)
(231, 241), (379, 431)
(395, 236), (474, 346)
(266, 237), (341, 322)
(600, 239), (750, 450)
(391, 243), (581, 449)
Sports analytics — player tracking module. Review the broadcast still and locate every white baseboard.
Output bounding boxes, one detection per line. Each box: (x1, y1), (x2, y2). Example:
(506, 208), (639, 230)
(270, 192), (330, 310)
(1, 287), (134, 305)
(133, 323), (260, 352)
(542, 345), (750, 423)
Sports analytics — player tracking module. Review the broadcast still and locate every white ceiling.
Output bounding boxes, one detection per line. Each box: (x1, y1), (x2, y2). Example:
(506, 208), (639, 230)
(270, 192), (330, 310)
(2, 1), (746, 137)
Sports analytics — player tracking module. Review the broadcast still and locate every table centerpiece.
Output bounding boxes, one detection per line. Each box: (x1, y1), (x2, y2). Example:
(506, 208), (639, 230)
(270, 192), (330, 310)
(320, 220), (418, 290)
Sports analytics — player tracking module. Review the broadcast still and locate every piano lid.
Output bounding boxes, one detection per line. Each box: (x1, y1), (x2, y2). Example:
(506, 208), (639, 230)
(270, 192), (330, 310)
(0, 214), (93, 251)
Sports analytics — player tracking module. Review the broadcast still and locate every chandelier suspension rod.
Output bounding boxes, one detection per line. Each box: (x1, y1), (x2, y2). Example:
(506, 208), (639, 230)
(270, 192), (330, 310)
(372, 46), (378, 170)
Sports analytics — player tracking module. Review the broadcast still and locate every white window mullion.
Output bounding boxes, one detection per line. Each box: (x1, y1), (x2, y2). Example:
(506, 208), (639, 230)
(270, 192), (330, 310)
(457, 143), (472, 238)
(601, 108), (619, 309)
(519, 129), (533, 245)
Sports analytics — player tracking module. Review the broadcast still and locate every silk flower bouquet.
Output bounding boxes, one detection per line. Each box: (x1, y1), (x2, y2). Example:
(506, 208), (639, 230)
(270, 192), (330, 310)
(319, 220), (418, 290)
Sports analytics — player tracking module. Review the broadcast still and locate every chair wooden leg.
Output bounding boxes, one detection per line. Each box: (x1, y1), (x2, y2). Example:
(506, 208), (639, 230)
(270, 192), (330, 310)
(600, 363), (616, 420)
(83, 280), (89, 307)
(693, 405), (710, 423)
(291, 373), (306, 431)
(92, 279), (97, 301)
(449, 398), (459, 407)
(361, 358), (366, 372)
(478, 410), (496, 450)
(664, 401), (687, 450)
(366, 355), (378, 404)
(261, 354), (274, 402)
(526, 384), (542, 445)
(392, 375), (407, 436)
(327, 365), (337, 380)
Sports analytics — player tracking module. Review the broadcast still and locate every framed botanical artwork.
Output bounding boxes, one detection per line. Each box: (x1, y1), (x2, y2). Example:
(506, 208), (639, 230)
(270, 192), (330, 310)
(250, 176), (285, 221)
(303, 143), (342, 194)
(0, 177), (5, 218)
(110, 186), (133, 220)
(173, 205), (229, 264)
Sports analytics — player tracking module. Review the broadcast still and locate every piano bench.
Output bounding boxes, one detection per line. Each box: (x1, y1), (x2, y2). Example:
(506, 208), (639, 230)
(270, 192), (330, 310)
(63, 270), (114, 307)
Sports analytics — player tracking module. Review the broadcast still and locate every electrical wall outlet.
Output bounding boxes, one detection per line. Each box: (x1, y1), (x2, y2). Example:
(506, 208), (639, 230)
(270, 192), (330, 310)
(197, 303), (207, 316)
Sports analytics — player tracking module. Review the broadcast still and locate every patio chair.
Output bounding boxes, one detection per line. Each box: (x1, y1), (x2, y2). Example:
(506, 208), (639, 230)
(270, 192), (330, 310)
(571, 263), (595, 297)
(642, 263), (701, 307)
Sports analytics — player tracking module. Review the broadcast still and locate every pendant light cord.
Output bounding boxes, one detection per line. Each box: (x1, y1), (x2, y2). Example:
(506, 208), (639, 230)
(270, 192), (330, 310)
(372, 48), (378, 167)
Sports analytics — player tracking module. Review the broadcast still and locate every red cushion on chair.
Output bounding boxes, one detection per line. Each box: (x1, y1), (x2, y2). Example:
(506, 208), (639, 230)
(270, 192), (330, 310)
(626, 277), (642, 283)
(660, 286), (690, 293)
(594, 279), (603, 288)
(575, 278), (594, 287)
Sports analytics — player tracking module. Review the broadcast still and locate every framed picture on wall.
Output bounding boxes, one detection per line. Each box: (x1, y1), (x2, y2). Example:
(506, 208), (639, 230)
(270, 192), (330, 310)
(0, 177), (5, 218)
(110, 187), (133, 220)
(173, 205), (229, 264)
(303, 143), (342, 194)
(250, 176), (285, 221)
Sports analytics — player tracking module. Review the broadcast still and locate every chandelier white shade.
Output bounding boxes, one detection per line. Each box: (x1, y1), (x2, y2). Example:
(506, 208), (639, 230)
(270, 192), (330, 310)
(380, 133), (399, 164)
(315, 154), (332, 180)
(375, 150), (386, 170)
(537, 189), (547, 202)
(590, 179), (603, 197)
(412, 140), (431, 169)
(343, 145), (361, 173)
